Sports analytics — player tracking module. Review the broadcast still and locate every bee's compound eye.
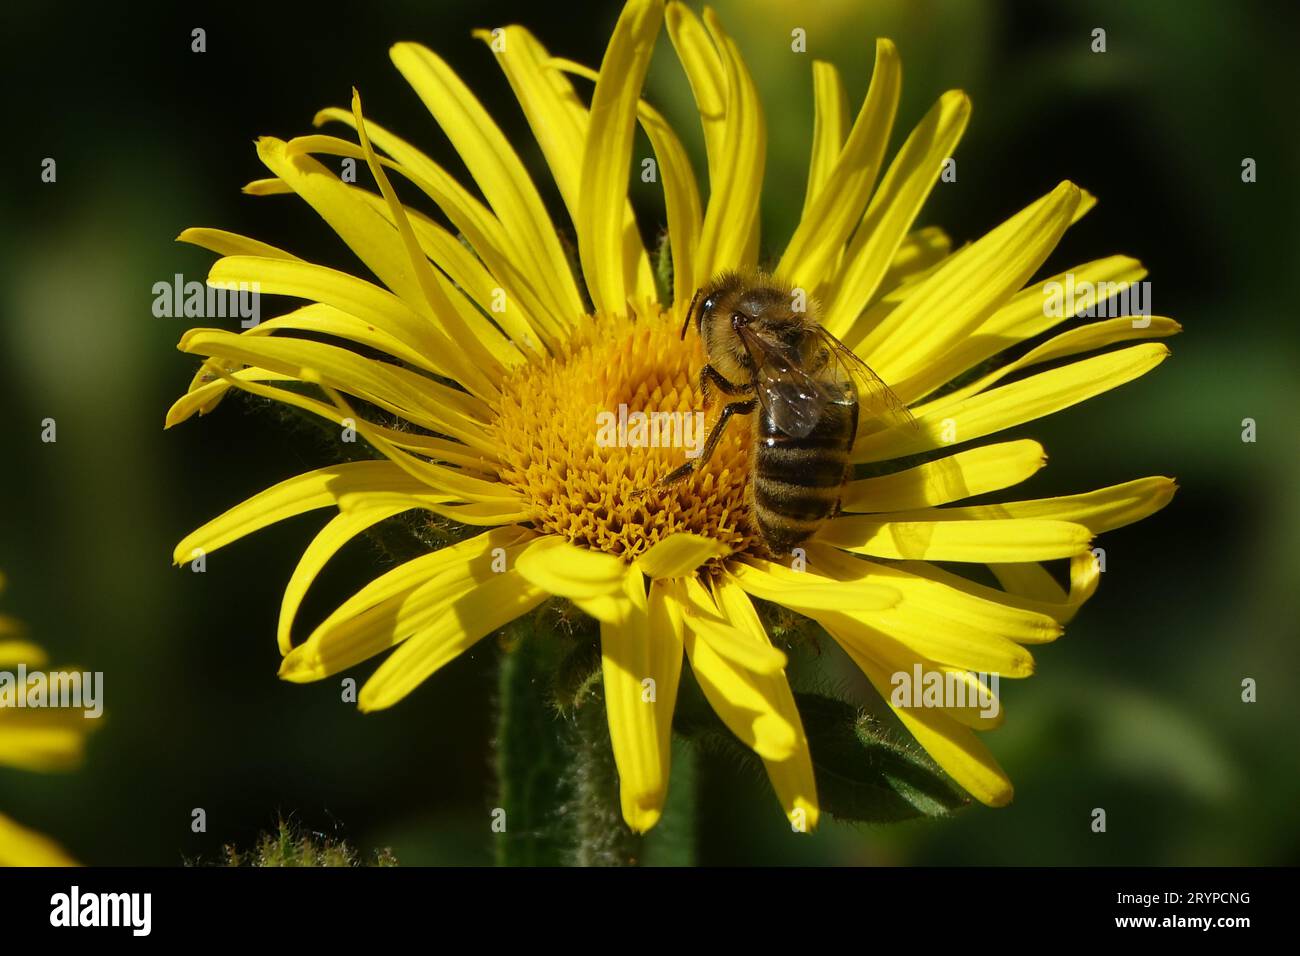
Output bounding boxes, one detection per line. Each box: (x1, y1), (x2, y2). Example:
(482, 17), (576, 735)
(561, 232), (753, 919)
(701, 296), (715, 313)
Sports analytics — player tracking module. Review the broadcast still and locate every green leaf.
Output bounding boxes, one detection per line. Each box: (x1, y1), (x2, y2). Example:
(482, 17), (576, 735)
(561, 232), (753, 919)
(796, 693), (971, 821)
(674, 688), (970, 823)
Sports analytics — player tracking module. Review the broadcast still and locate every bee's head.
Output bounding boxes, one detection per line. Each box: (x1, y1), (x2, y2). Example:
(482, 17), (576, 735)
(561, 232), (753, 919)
(683, 273), (740, 337)
(688, 273), (811, 379)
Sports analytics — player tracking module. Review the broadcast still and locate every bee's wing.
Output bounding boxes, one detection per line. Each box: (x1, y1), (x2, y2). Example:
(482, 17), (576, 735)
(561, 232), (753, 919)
(735, 324), (835, 439)
(814, 327), (918, 432)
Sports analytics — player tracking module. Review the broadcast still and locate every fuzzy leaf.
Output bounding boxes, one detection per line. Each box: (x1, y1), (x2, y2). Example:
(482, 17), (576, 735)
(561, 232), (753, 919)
(796, 693), (971, 821)
(675, 689), (970, 822)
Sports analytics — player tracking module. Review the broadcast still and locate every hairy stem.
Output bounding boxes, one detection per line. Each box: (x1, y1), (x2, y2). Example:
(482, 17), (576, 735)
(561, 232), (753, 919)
(496, 604), (695, 867)
(569, 686), (645, 867)
(494, 621), (567, 866)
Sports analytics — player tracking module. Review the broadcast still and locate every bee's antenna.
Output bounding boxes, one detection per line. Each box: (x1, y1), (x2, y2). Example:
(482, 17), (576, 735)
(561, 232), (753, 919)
(680, 288), (703, 340)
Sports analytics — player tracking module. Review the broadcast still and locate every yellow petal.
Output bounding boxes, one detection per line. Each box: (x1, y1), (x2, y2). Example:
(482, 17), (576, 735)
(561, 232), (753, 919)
(675, 578), (798, 761)
(0, 639), (45, 666)
(189, 365), (495, 471)
(476, 27), (586, 211)
(900, 552), (1099, 628)
(638, 99), (704, 312)
(855, 342), (1171, 462)
(670, 5), (765, 281)
(573, 0), (662, 315)
(713, 578), (819, 830)
(990, 253), (1148, 338)
(671, 575), (787, 674)
(773, 546), (1049, 675)
(276, 503), (413, 655)
(665, 2), (726, 188)
(477, 31), (657, 314)
(168, 364), (293, 425)
(883, 226), (951, 289)
(901, 255), (1147, 399)
(390, 41), (585, 324)
(833, 638), (1013, 806)
(282, 526), (535, 683)
(600, 570), (683, 832)
(778, 39), (900, 291)
(991, 551), (1102, 624)
(823, 89), (971, 336)
(806, 544), (1060, 644)
(819, 604), (1035, 678)
(927, 665), (1006, 730)
(253, 137), (504, 395)
(360, 191), (533, 362)
(549, 56), (702, 314)
(412, 499), (534, 527)
(801, 60), (849, 218)
(514, 535), (628, 601)
(0, 710), (92, 772)
(883, 476), (1178, 535)
(727, 558), (900, 613)
(762, 752), (822, 834)
(0, 813), (78, 866)
(634, 533), (729, 579)
(242, 177), (292, 195)
(173, 461), (428, 565)
(177, 227), (300, 260)
(990, 561), (1065, 603)
(178, 328), (493, 448)
(820, 514), (1093, 562)
(309, 111), (563, 350)
(924, 315), (1180, 408)
(307, 383), (518, 504)
(254, 136), (431, 307)
(203, 254), (466, 388)
(841, 439), (1046, 512)
(226, 300), (452, 380)
(854, 181), (1082, 382)
(348, 90), (506, 392)
(357, 566), (549, 711)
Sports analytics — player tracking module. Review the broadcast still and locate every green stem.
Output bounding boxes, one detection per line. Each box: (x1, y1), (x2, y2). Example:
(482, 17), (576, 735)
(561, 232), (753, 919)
(494, 621), (567, 866)
(568, 687), (645, 867)
(495, 603), (696, 867)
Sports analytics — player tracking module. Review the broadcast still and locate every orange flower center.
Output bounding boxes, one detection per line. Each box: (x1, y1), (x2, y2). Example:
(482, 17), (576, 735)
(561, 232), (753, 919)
(491, 308), (754, 560)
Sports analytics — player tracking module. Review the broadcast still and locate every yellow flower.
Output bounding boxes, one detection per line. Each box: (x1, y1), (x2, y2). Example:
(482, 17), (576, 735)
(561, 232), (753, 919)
(167, 0), (1176, 832)
(0, 576), (92, 865)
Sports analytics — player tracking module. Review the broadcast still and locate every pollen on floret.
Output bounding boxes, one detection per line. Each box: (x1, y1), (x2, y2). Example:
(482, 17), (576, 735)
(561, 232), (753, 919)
(491, 307), (755, 560)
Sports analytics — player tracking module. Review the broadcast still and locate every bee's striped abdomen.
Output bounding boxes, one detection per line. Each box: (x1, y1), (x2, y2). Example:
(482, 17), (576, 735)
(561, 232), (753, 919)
(750, 402), (856, 558)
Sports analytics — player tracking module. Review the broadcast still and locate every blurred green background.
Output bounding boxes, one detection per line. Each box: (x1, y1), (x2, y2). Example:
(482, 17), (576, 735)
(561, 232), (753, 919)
(1, 0), (1296, 865)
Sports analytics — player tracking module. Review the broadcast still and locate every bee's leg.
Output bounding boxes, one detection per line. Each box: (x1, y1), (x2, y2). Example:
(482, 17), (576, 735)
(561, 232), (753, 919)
(655, 398), (756, 489)
(700, 364), (750, 405)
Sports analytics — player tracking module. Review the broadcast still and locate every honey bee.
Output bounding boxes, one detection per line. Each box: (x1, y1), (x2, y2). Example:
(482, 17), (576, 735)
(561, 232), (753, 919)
(659, 270), (915, 558)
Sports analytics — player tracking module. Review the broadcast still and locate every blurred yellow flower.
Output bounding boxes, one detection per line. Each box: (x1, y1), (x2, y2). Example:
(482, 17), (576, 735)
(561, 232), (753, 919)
(168, 0), (1175, 831)
(0, 576), (93, 865)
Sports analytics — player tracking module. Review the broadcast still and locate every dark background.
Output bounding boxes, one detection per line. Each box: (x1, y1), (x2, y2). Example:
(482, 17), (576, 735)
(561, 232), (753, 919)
(1, 0), (1296, 864)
